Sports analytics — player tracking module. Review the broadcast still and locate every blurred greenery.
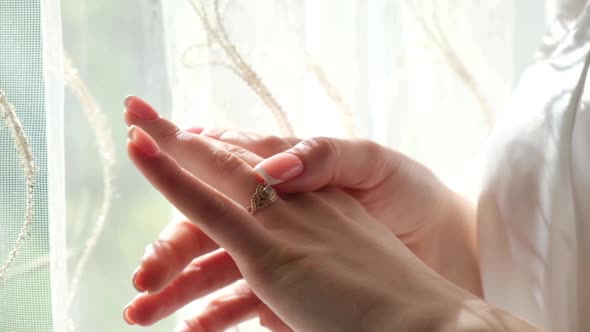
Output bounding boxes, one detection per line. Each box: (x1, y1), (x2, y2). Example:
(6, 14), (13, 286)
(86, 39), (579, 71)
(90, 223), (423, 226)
(62, 1), (175, 331)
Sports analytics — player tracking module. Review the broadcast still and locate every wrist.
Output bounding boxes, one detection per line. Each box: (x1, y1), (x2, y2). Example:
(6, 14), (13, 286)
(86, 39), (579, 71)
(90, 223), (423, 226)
(367, 278), (474, 332)
(411, 191), (482, 297)
(436, 193), (482, 296)
(437, 298), (543, 332)
(374, 283), (541, 332)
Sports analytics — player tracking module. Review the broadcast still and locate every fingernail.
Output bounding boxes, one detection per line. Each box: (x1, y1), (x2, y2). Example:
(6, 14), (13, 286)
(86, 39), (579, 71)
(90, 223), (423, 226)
(254, 153), (304, 185)
(128, 126), (160, 157)
(184, 126), (204, 134)
(124, 95), (159, 120)
(123, 95), (134, 107)
(131, 267), (146, 292)
(123, 305), (137, 325)
(142, 243), (156, 261)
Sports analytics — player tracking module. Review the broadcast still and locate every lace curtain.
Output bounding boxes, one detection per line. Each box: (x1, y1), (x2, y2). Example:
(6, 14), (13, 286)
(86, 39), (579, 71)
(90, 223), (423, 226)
(0, 1), (545, 331)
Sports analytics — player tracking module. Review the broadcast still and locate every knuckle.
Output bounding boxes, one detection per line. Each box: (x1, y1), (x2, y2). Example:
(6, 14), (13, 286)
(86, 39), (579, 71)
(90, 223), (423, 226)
(359, 139), (387, 169)
(177, 220), (212, 254)
(357, 138), (381, 154)
(296, 136), (340, 164)
(258, 135), (289, 151)
(175, 219), (198, 236)
(185, 259), (214, 293)
(152, 239), (183, 271)
(223, 142), (248, 157)
(158, 160), (186, 190)
(201, 127), (227, 140)
(364, 140), (401, 178)
(159, 126), (184, 145)
(301, 137), (339, 156)
(216, 128), (236, 142)
(210, 148), (247, 176)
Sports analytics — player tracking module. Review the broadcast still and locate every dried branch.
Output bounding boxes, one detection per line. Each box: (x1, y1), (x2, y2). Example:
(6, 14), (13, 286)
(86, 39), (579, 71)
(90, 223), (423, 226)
(63, 55), (116, 310)
(181, 49), (239, 75)
(407, 0), (495, 129)
(0, 90), (36, 282)
(304, 51), (356, 137)
(3, 255), (49, 283)
(187, 0), (295, 136)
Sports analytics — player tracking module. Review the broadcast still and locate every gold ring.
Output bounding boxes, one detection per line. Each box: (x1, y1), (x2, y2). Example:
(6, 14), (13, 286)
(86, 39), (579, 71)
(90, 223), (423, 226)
(247, 183), (278, 214)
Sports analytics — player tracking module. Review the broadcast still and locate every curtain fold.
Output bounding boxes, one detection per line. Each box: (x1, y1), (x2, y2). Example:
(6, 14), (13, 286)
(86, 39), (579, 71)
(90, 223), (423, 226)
(161, 0), (519, 195)
(41, 0), (66, 330)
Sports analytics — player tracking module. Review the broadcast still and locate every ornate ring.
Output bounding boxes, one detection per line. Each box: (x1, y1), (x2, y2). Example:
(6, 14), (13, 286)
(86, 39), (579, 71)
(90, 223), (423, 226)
(247, 183), (278, 215)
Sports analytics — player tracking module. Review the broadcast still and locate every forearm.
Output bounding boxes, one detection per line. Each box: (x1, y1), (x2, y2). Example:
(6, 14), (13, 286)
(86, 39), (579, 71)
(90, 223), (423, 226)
(438, 299), (543, 332)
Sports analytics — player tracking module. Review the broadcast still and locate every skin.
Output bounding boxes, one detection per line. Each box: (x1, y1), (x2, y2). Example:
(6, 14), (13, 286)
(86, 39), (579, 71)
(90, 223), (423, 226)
(122, 96), (542, 332)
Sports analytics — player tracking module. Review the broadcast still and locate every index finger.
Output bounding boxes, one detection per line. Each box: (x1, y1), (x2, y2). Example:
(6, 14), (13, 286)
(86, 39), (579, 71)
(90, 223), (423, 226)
(127, 125), (273, 262)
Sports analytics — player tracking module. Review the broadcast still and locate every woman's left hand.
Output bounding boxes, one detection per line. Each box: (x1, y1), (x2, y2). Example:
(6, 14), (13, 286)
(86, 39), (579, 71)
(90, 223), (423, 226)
(121, 97), (476, 332)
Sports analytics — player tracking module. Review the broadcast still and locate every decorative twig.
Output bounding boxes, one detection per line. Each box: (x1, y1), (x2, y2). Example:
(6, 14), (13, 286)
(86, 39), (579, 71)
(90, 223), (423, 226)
(407, 0), (495, 129)
(187, 0), (295, 136)
(0, 90), (36, 282)
(304, 51), (356, 137)
(180, 51), (241, 77)
(3, 256), (49, 283)
(63, 55), (116, 310)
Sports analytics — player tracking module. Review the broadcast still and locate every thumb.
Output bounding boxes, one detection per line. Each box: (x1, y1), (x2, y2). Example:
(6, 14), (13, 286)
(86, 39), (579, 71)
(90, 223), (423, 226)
(254, 137), (398, 192)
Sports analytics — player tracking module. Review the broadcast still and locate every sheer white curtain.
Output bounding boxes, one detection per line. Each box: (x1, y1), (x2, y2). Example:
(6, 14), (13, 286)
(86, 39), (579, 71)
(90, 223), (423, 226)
(0, 1), (548, 331)
(163, 0), (531, 195)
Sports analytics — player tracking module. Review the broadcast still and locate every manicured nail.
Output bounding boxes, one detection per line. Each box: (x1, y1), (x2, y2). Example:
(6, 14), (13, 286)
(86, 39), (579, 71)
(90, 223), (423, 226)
(123, 95), (134, 108)
(124, 95), (159, 120)
(254, 153), (304, 185)
(128, 126), (160, 157)
(131, 267), (146, 292)
(184, 126), (204, 134)
(142, 243), (156, 261)
(123, 305), (137, 325)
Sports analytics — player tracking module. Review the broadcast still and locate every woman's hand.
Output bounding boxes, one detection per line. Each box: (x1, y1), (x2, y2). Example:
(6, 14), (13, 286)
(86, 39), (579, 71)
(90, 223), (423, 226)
(121, 96), (474, 331)
(121, 97), (540, 332)
(124, 100), (481, 298)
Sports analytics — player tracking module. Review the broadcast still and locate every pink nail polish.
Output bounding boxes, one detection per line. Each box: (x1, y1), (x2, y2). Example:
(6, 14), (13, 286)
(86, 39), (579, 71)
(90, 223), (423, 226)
(124, 96), (160, 120)
(131, 267), (146, 292)
(123, 95), (134, 108)
(141, 244), (157, 263)
(254, 153), (304, 185)
(184, 126), (204, 134)
(128, 126), (160, 157)
(123, 305), (137, 325)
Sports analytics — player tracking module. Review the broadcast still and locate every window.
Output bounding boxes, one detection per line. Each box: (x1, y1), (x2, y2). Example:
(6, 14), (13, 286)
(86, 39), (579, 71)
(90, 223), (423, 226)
(0, 1), (545, 331)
